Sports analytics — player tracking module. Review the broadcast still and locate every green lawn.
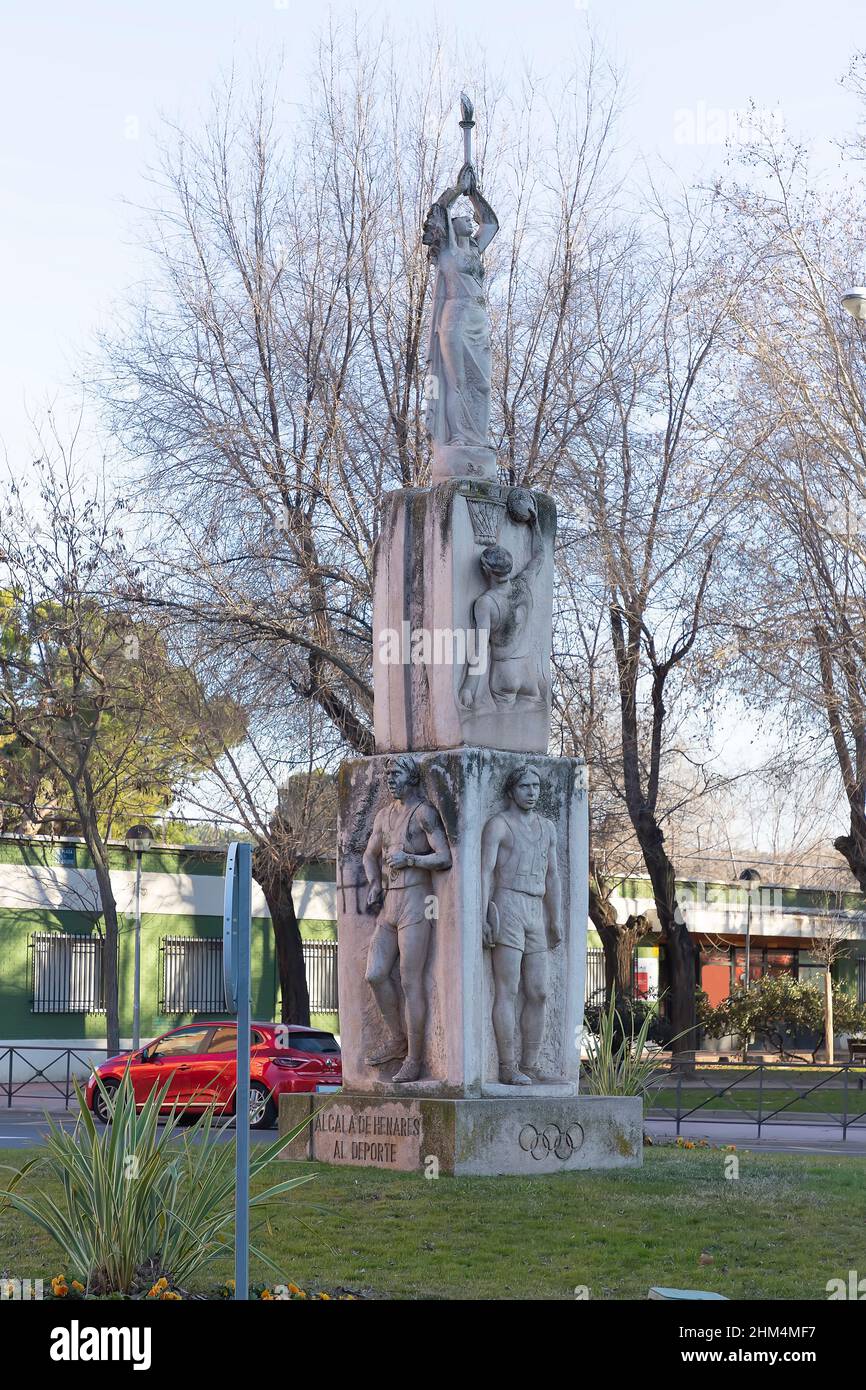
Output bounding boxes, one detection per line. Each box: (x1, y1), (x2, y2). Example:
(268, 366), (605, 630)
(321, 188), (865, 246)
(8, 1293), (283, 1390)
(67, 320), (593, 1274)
(648, 1086), (866, 1119)
(2, 1145), (865, 1299)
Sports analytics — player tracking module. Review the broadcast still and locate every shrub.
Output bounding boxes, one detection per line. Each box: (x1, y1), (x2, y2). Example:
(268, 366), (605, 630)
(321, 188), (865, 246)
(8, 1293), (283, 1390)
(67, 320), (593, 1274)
(698, 972), (866, 1061)
(0, 1071), (313, 1295)
(582, 994), (670, 1097)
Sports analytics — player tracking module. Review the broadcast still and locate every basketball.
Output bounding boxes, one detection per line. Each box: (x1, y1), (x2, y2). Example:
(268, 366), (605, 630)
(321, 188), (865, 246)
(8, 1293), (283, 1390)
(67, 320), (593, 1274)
(507, 487), (536, 523)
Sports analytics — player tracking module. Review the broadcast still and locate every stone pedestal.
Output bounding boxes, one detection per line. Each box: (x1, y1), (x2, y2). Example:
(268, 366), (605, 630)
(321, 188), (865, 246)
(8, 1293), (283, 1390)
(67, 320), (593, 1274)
(279, 1092), (642, 1176)
(336, 748), (587, 1096)
(372, 481), (556, 754)
(430, 441), (498, 481)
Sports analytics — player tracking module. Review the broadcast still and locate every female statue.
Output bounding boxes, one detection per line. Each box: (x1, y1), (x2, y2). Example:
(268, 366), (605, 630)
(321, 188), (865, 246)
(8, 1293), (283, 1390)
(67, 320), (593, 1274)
(421, 161), (499, 454)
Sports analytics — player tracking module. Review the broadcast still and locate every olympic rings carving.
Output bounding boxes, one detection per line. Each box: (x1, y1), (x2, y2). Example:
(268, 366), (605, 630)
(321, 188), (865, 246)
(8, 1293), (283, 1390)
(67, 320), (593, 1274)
(518, 1122), (585, 1161)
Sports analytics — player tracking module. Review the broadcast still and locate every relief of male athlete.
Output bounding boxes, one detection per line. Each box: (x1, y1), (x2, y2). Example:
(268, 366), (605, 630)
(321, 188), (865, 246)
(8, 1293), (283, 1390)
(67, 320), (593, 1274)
(459, 491), (546, 710)
(362, 754), (452, 1083)
(481, 763), (563, 1086)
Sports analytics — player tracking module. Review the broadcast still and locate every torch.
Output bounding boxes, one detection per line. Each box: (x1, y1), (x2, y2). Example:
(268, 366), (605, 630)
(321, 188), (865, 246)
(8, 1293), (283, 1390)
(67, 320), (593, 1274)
(459, 92), (475, 168)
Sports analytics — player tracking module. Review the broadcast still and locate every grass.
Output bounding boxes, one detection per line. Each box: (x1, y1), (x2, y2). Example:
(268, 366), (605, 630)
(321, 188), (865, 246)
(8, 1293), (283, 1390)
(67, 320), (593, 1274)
(2, 1144), (866, 1299)
(648, 1086), (866, 1119)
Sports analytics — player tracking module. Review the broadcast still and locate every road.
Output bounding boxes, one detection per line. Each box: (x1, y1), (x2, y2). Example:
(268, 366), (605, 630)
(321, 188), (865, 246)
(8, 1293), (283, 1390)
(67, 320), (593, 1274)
(0, 1110), (279, 1150)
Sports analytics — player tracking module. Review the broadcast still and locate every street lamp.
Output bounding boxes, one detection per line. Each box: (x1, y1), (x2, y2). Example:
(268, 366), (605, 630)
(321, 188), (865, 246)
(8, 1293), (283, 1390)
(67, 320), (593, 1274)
(738, 867), (761, 992)
(842, 286), (866, 320)
(125, 824), (153, 1050)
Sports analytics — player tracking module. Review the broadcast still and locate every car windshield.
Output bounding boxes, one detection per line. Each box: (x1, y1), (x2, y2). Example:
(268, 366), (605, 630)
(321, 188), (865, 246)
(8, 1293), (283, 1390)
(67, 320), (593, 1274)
(290, 1033), (340, 1055)
(151, 1028), (210, 1057)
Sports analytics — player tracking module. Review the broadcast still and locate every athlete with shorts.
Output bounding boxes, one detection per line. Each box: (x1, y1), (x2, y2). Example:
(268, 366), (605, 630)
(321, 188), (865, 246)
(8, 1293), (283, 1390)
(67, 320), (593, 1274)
(362, 754), (452, 1083)
(481, 763), (563, 1085)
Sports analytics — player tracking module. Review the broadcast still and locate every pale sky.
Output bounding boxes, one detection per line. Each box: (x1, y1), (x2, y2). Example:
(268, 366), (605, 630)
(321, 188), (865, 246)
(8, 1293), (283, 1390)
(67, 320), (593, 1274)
(2, 0), (863, 461)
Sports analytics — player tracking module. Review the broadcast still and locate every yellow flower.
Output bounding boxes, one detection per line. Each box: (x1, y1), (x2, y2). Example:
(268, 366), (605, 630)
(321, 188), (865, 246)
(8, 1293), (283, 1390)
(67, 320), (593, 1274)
(287, 1282), (301, 1295)
(71, 1280), (84, 1293)
(155, 1277), (169, 1290)
(51, 1276), (68, 1297)
(318, 1292), (331, 1300)
(683, 1140), (695, 1150)
(225, 1279), (235, 1290)
(261, 1289), (273, 1300)
(297, 1290), (307, 1299)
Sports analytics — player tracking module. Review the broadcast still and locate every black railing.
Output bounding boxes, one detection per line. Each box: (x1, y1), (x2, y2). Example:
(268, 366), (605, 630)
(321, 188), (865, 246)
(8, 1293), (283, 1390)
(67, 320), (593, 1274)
(302, 940), (339, 1013)
(159, 935), (225, 1013)
(643, 1060), (866, 1140)
(0, 1044), (108, 1109)
(585, 947), (654, 1006)
(30, 932), (105, 1014)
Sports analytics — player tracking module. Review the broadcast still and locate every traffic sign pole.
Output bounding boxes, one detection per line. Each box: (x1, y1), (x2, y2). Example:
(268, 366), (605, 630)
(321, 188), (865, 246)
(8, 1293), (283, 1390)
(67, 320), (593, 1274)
(223, 841), (252, 1302)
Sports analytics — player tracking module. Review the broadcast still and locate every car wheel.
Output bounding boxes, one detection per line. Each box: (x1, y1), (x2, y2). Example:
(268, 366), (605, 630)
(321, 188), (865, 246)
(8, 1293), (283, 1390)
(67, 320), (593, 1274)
(93, 1078), (120, 1124)
(248, 1082), (277, 1130)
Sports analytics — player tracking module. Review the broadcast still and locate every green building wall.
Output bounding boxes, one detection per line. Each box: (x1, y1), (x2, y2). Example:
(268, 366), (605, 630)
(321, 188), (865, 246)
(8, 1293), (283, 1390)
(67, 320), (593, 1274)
(0, 837), (339, 1043)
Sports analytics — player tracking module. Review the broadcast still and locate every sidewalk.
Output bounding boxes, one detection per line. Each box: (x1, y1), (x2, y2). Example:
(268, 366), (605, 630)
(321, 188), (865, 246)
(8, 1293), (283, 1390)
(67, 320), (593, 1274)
(645, 1117), (866, 1155)
(0, 1083), (84, 1113)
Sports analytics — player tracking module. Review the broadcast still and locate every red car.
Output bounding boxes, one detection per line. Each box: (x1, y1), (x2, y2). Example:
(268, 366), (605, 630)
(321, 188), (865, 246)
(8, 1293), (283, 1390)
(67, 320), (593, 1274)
(85, 1021), (342, 1129)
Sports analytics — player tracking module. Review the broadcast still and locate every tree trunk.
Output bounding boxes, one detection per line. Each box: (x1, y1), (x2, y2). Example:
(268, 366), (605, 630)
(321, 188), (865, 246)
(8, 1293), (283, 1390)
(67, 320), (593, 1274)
(589, 884), (632, 1005)
(88, 840), (121, 1055)
(254, 861), (311, 1026)
(834, 819), (866, 893)
(637, 822), (699, 1060)
(824, 969), (835, 1066)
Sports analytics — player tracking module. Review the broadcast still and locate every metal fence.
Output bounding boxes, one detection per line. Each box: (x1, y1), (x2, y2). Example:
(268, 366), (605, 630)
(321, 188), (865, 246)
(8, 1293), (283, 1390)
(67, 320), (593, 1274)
(303, 940), (339, 1013)
(644, 1060), (866, 1140)
(0, 1044), (108, 1108)
(585, 947), (650, 1005)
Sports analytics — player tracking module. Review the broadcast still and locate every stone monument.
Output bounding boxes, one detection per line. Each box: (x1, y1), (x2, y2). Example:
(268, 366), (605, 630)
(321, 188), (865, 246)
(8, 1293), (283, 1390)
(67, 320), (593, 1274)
(279, 95), (642, 1175)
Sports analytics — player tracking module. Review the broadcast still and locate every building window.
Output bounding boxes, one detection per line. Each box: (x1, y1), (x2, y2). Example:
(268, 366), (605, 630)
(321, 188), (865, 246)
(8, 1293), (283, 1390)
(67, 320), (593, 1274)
(302, 940), (339, 1013)
(30, 932), (105, 1014)
(159, 936), (224, 1013)
(732, 947), (798, 987)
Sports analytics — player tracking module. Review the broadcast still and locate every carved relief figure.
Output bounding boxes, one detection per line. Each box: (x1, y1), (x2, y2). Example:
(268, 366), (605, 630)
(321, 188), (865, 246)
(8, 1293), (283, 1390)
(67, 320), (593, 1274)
(459, 491), (546, 709)
(362, 755), (452, 1083)
(481, 765), (563, 1085)
(421, 139), (499, 451)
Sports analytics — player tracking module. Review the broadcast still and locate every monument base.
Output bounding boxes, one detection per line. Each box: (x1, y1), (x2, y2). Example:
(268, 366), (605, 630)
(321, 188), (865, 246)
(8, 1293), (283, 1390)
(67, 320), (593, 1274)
(430, 441), (498, 481)
(278, 1091), (642, 1177)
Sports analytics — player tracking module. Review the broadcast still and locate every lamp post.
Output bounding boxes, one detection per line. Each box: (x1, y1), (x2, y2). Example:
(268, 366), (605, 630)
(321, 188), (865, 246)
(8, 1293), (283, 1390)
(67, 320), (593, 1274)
(125, 824), (153, 1050)
(739, 867), (761, 992)
(842, 286), (866, 320)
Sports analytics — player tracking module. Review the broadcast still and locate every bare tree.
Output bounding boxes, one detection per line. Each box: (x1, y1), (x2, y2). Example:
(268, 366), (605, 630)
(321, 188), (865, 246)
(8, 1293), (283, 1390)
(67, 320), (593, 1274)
(716, 123), (866, 892)
(553, 185), (759, 1052)
(91, 32), (637, 1030)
